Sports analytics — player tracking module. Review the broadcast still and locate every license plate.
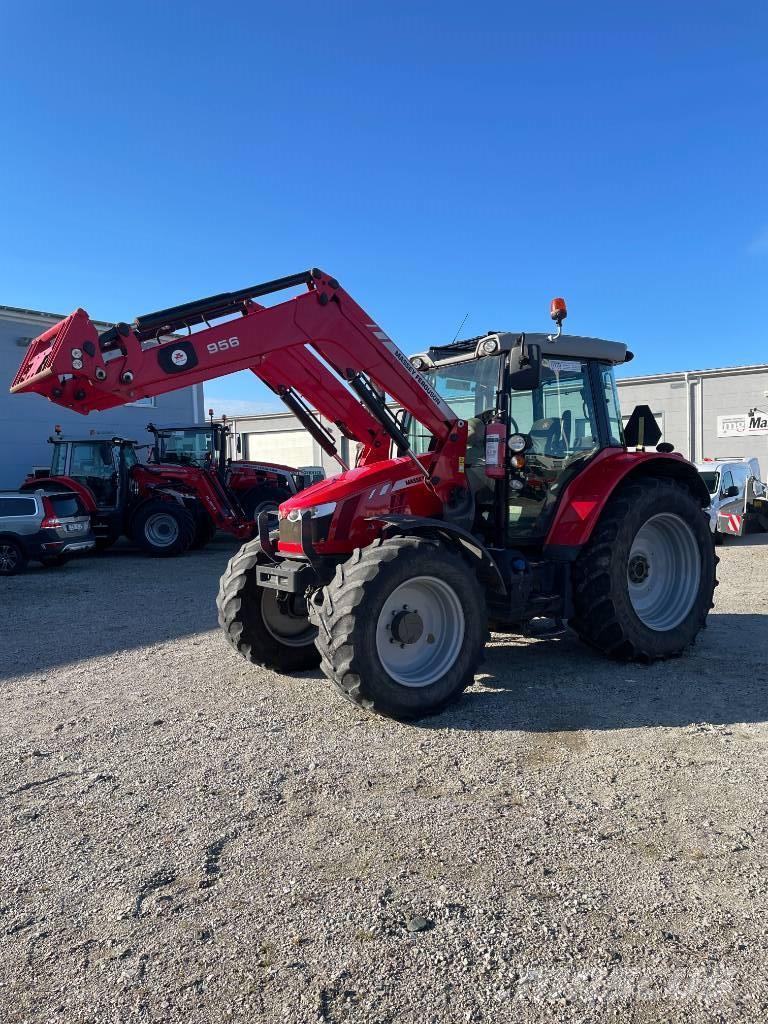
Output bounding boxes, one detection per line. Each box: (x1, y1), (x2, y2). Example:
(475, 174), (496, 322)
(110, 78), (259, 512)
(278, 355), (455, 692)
(67, 522), (85, 532)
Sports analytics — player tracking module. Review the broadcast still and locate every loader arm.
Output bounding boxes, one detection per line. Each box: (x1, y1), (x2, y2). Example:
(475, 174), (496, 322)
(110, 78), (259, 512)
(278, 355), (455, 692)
(11, 270), (458, 468)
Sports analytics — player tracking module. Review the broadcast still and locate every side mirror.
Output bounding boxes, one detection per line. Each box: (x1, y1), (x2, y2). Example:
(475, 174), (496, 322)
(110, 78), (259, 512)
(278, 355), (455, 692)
(236, 436), (242, 454)
(723, 484), (739, 499)
(508, 341), (541, 391)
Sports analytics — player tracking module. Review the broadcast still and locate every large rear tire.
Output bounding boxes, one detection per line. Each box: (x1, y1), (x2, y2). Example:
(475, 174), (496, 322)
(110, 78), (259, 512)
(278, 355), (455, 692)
(130, 500), (196, 557)
(571, 477), (716, 660)
(312, 535), (487, 719)
(217, 538), (320, 671)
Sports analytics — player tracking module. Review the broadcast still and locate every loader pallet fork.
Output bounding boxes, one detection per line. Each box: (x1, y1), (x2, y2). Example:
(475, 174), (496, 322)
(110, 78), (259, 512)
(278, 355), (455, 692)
(12, 268), (716, 719)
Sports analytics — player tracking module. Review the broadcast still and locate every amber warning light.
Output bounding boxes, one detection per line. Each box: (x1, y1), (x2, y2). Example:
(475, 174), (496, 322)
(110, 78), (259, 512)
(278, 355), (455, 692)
(547, 297), (568, 342)
(550, 297), (567, 325)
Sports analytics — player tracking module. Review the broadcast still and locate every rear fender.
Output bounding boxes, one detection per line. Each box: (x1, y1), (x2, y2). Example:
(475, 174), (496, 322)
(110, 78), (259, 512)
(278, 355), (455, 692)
(544, 450), (711, 557)
(19, 475), (98, 513)
(374, 514), (506, 594)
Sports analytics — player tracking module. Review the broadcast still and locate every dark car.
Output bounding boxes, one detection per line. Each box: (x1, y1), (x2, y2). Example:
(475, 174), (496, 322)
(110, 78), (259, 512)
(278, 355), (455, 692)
(0, 489), (95, 575)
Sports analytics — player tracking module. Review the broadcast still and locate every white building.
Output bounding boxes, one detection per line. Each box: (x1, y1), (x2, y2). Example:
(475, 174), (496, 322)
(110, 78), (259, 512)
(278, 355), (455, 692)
(617, 363), (768, 476)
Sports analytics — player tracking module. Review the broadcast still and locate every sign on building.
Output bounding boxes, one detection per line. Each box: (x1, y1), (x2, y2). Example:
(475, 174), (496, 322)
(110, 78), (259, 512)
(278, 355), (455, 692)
(717, 413), (768, 438)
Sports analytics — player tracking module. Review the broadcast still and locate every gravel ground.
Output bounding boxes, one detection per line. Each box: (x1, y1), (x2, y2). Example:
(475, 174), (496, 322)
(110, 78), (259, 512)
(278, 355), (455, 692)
(1, 533), (767, 1023)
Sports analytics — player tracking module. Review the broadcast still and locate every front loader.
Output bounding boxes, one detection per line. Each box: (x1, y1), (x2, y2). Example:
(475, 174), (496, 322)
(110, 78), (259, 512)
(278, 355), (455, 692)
(11, 269), (716, 719)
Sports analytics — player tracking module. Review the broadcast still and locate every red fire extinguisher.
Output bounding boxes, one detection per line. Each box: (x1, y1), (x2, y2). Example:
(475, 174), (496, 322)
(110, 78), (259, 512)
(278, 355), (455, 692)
(484, 420), (507, 479)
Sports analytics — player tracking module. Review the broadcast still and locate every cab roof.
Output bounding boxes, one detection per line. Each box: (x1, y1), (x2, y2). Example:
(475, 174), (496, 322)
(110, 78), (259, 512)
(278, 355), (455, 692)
(415, 331), (631, 367)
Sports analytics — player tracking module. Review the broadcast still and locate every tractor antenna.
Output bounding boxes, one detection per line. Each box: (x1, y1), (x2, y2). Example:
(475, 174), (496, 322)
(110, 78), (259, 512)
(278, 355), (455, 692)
(450, 312), (470, 345)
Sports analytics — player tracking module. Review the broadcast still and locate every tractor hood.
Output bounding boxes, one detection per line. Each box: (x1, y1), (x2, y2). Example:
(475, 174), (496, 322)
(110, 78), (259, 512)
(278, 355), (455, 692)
(276, 456), (441, 557)
(279, 457), (422, 514)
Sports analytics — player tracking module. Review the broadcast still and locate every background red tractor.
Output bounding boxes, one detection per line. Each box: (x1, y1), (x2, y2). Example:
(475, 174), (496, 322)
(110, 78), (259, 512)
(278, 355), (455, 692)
(22, 433), (206, 556)
(146, 419), (324, 522)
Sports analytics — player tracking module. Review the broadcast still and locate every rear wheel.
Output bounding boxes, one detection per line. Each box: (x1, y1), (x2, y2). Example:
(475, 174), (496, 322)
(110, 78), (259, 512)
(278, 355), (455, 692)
(130, 501), (195, 557)
(0, 540), (27, 576)
(238, 486), (291, 521)
(312, 535), (487, 719)
(572, 477), (716, 660)
(217, 537), (320, 671)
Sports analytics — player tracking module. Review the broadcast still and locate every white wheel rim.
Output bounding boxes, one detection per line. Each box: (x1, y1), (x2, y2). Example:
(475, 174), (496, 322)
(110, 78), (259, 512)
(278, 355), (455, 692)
(627, 513), (701, 631)
(145, 512), (180, 547)
(375, 576), (465, 688)
(260, 589), (316, 648)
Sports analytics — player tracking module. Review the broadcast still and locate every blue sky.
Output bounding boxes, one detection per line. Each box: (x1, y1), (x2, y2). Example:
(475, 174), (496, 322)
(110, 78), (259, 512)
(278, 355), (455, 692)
(2, 2), (766, 415)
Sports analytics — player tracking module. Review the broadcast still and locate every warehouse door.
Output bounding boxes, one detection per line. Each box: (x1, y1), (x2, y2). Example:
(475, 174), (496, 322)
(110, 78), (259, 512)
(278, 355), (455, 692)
(244, 429), (315, 467)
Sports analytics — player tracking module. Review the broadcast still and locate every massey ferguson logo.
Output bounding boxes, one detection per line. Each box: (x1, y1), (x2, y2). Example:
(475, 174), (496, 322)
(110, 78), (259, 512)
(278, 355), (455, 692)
(381, 339), (452, 416)
(171, 349), (188, 367)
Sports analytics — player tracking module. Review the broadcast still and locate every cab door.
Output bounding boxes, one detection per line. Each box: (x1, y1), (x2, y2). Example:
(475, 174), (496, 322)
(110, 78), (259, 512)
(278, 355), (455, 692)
(67, 442), (120, 508)
(717, 468), (743, 518)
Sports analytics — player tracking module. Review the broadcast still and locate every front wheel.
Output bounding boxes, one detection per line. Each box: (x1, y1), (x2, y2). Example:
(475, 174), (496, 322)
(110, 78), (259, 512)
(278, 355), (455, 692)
(571, 477), (716, 660)
(130, 500), (196, 557)
(217, 538), (320, 671)
(238, 487), (291, 521)
(312, 535), (487, 719)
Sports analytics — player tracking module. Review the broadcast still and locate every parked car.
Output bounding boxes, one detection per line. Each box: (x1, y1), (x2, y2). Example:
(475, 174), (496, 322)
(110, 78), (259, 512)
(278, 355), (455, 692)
(0, 489), (95, 575)
(695, 459), (767, 541)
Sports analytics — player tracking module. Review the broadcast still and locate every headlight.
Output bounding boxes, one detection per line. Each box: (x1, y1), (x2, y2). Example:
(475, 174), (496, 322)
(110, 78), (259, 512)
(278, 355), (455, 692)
(478, 337), (499, 356)
(508, 433), (528, 453)
(287, 501), (336, 523)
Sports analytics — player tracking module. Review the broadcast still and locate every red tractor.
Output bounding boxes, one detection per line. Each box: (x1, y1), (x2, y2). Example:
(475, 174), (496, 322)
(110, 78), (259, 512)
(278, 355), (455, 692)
(146, 418), (324, 520)
(12, 270), (716, 719)
(22, 433), (203, 556)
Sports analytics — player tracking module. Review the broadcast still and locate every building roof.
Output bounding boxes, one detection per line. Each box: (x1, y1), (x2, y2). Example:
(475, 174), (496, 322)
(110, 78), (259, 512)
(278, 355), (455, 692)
(617, 362), (768, 385)
(0, 303), (112, 331)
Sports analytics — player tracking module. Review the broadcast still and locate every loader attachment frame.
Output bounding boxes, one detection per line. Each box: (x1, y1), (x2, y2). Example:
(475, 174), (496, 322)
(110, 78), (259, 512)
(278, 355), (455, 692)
(11, 270), (458, 474)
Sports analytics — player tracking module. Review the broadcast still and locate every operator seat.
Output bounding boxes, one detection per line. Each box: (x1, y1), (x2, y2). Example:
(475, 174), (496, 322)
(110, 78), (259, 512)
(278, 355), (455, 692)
(529, 417), (566, 458)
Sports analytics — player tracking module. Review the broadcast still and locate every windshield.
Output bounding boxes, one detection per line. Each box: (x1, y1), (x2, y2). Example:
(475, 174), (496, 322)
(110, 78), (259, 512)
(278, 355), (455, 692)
(699, 471), (718, 495)
(409, 353), (610, 542)
(157, 428), (214, 467)
(408, 355), (501, 453)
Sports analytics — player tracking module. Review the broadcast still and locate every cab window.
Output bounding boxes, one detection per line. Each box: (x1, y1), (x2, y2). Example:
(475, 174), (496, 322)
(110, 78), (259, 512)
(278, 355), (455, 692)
(70, 443), (115, 479)
(51, 444), (67, 476)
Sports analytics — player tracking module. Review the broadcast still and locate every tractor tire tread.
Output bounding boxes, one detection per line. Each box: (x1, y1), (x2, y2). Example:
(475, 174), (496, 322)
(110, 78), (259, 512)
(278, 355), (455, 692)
(311, 535), (488, 719)
(217, 537), (319, 671)
(571, 476), (716, 662)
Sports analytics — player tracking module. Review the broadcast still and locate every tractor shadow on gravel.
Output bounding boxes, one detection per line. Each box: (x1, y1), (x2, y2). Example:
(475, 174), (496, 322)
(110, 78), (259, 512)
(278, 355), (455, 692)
(0, 537), (241, 681)
(430, 613), (768, 733)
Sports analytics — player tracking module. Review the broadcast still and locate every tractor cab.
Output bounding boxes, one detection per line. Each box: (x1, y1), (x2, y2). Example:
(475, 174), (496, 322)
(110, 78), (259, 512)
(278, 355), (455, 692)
(47, 436), (138, 510)
(147, 422), (223, 471)
(408, 331), (630, 547)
